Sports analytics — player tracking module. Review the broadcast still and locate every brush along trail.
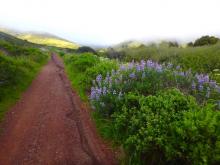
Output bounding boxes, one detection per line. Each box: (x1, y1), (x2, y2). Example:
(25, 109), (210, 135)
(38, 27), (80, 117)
(0, 54), (115, 165)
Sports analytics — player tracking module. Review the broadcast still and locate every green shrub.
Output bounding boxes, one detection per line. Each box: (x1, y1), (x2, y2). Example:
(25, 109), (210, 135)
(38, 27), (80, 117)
(0, 50), (48, 120)
(112, 89), (220, 164)
(194, 36), (219, 47)
(69, 53), (99, 72)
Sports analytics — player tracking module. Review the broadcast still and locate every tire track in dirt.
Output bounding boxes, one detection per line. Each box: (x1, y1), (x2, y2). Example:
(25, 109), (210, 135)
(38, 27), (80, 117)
(0, 54), (116, 165)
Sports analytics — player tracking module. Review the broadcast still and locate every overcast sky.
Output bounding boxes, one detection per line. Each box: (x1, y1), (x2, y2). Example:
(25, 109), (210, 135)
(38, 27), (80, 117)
(0, 0), (220, 46)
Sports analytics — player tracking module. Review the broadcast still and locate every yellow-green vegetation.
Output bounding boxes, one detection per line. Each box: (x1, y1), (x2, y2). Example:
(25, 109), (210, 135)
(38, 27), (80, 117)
(0, 39), (48, 121)
(18, 34), (79, 49)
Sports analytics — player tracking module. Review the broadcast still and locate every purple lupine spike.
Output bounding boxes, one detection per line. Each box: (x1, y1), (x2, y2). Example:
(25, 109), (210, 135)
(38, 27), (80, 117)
(136, 64), (141, 72)
(178, 72), (185, 77)
(129, 72), (136, 79)
(196, 74), (209, 84)
(128, 62), (134, 69)
(90, 87), (96, 100)
(146, 60), (154, 68)
(140, 60), (146, 70)
(120, 64), (127, 71)
(96, 74), (102, 83)
(176, 65), (181, 70)
(155, 64), (163, 72)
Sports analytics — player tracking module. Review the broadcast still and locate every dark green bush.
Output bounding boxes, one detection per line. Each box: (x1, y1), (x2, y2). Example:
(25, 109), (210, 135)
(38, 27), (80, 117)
(194, 36), (219, 47)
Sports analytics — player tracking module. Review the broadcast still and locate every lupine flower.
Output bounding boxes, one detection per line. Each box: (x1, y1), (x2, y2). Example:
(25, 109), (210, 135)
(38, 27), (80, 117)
(136, 64), (141, 72)
(146, 60), (154, 68)
(96, 74), (102, 84)
(113, 90), (116, 95)
(128, 62), (134, 69)
(176, 65), (181, 70)
(140, 60), (146, 70)
(90, 87), (96, 100)
(129, 72), (136, 79)
(155, 64), (163, 72)
(178, 72), (185, 77)
(120, 64), (127, 71)
(196, 74), (209, 84)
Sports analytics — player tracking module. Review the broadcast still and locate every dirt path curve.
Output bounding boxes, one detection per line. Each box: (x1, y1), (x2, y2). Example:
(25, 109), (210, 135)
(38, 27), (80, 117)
(0, 54), (116, 165)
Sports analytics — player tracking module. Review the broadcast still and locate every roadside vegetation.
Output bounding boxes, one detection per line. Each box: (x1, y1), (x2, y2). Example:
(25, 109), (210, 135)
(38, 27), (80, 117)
(63, 36), (220, 165)
(0, 39), (48, 121)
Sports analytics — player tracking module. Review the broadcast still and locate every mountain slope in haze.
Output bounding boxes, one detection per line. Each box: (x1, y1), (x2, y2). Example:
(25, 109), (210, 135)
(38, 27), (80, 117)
(0, 27), (79, 49)
(0, 31), (35, 46)
(17, 33), (79, 49)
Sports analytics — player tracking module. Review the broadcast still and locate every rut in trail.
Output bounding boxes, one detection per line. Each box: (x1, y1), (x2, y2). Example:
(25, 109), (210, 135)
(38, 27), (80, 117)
(0, 54), (115, 165)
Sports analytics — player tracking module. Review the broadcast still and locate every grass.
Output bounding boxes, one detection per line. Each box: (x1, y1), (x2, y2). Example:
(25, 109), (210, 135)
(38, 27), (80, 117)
(0, 53), (48, 122)
(64, 62), (88, 101)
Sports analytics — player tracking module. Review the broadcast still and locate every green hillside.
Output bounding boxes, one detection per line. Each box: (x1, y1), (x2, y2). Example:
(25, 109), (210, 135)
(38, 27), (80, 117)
(0, 31), (48, 120)
(17, 33), (79, 49)
(0, 28), (79, 49)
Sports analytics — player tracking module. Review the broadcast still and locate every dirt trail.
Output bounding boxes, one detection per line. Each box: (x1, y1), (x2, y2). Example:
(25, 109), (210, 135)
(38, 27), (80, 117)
(0, 54), (115, 165)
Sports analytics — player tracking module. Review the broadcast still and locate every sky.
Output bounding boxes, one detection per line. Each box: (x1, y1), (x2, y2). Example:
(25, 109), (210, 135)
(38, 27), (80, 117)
(0, 0), (220, 46)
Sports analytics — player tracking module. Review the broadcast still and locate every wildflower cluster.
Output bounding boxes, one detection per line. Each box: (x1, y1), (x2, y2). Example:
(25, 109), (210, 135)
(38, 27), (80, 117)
(90, 59), (220, 113)
(87, 58), (220, 164)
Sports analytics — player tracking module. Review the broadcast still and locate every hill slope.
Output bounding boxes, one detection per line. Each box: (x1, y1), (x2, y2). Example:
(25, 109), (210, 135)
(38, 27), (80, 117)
(17, 33), (79, 49)
(0, 27), (79, 49)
